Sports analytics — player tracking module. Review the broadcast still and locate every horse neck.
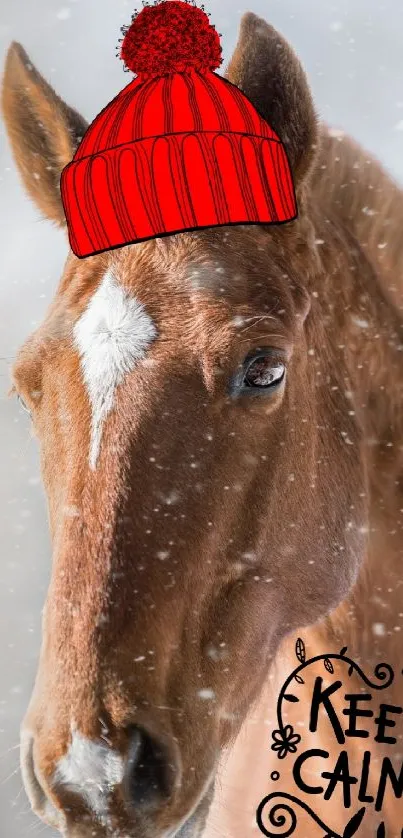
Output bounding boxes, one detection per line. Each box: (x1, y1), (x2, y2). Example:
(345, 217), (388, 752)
(310, 130), (403, 684)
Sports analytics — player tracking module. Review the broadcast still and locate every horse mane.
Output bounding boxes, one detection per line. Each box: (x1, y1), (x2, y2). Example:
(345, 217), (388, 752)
(313, 126), (403, 318)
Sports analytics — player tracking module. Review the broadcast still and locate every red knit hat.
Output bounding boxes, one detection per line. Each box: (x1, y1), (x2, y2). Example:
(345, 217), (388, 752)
(60, 0), (297, 259)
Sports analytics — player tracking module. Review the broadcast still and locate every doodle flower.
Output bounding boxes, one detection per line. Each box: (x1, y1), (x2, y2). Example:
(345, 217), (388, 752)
(271, 725), (301, 760)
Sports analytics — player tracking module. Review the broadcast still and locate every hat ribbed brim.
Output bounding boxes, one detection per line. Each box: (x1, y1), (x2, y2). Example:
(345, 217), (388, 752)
(61, 130), (297, 258)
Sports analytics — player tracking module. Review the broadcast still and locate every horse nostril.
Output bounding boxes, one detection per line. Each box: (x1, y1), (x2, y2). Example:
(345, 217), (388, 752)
(20, 733), (61, 829)
(21, 733), (48, 811)
(126, 727), (175, 808)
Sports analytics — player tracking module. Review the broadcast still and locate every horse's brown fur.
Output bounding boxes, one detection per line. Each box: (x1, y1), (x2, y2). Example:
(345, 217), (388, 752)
(2, 10), (403, 838)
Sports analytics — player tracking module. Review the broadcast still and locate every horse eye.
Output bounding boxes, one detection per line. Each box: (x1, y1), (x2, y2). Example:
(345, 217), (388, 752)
(243, 356), (286, 390)
(17, 394), (31, 417)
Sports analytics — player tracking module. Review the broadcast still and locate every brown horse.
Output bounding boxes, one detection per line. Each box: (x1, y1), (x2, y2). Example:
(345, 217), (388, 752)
(2, 10), (403, 838)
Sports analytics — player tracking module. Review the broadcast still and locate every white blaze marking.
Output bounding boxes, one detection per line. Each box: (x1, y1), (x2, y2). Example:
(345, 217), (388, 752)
(54, 729), (124, 818)
(73, 270), (157, 469)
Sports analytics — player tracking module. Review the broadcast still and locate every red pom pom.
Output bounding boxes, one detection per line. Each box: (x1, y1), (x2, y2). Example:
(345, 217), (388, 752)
(120, 0), (222, 78)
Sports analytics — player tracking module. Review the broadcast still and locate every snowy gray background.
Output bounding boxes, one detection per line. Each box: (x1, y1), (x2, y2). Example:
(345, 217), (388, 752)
(0, 0), (402, 835)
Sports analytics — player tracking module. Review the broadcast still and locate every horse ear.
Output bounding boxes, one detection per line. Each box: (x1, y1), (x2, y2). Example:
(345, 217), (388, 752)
(1, 42), (87, 226)
(225, 13), (318, 188)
